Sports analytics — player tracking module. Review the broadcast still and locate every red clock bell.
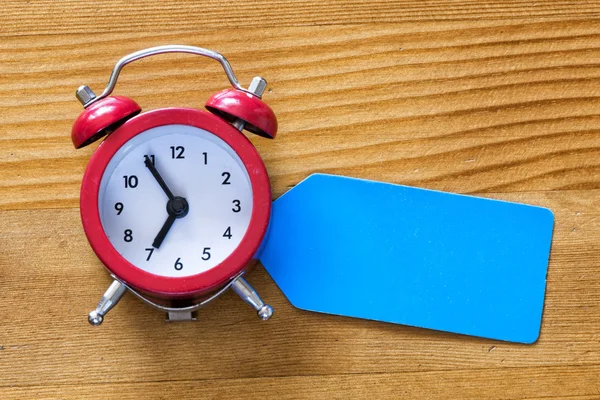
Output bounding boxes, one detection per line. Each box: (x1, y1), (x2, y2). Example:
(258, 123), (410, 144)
(72, 46), (277, 325)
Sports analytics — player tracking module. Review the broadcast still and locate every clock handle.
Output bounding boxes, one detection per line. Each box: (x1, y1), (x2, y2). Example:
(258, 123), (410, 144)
(88, 280), (127, 326)
(231, 277), (274, 320)
(78, 45), (252, 108)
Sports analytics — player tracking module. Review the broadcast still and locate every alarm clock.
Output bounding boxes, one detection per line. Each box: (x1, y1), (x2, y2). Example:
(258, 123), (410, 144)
(72, 46), (277, 325)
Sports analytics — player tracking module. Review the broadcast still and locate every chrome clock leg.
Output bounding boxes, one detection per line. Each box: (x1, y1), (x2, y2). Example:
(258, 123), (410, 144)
(88, 280), (127, 326)
(231, 277), (273, 320)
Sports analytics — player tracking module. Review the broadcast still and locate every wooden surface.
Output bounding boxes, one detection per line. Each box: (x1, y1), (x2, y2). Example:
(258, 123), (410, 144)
(1, 2), (600, 399)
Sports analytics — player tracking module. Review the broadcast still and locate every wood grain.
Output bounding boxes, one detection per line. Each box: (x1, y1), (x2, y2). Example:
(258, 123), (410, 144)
(3, 21), (600, 210)
(0, 190), (599, 398)
(0, 2), (599, 399)
(1, 1), (600, 36)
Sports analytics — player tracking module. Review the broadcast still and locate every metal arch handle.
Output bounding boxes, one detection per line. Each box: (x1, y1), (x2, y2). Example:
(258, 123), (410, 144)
(86, 45), (250, 107)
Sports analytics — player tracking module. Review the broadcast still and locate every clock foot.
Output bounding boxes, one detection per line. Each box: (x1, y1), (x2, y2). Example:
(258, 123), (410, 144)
(167, 311), (196, 321)
(88, 280), (127, 326)
(231, 277), (273, 320)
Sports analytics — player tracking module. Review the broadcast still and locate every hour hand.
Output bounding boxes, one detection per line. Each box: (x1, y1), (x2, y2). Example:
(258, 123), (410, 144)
(153, 214), (177, 249)
(152, 197), (190, 249)
(145, 156), (175, 200)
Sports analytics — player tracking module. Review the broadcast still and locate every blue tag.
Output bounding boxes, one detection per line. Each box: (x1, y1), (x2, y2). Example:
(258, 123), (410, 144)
(260, 174), (554, 343)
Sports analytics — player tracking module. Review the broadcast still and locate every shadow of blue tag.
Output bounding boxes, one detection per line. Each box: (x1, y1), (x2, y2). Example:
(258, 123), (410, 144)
(259, 174), (554, 344)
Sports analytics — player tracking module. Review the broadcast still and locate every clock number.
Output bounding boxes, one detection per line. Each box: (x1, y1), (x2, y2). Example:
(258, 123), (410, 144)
(202, 152), (208, 165)
(222, 172), (231, 185)
(124, 229), (133, 242)
(144, 154), (155, 166)
(232, 199), (241, 213)
(145, 248), (154, 261)
(170, 146), (185, 159)
(174, 257), (183, 270)
(115, 202), (124, 215)
(123, 175), (138, 188)
(223, 227), (232, 239)
(202, 247), (211, 261)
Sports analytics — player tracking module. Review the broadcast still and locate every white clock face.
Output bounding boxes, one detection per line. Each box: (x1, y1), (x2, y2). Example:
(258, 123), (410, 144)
(98, 124), (253, 278)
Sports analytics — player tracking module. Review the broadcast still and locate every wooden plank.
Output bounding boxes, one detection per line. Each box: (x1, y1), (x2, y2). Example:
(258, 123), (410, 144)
(0, 189), (597, 391)
(1, 3), (599, 399)
(1, 1), (600, 36)
(1, 365), (599, 400)
(1, 21), (600, 210)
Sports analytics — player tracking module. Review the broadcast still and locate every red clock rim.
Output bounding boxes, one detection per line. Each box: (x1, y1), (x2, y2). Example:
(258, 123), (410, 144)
(80, 107), (271, 298)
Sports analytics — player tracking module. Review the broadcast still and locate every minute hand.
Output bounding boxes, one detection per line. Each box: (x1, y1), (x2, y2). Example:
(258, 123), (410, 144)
(144, 157), (175, 200)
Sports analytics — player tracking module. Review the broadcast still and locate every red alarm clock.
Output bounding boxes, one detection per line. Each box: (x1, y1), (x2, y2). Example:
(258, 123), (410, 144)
(72, 46), (277, 325)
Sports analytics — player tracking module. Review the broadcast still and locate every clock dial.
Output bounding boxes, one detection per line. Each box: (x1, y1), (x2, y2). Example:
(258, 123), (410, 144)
(98, 124), (253, 277)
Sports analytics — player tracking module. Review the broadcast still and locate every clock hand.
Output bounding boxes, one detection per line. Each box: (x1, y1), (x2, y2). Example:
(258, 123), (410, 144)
(152, 196), (190, 249)
(153, 214), (177, 249)
(144, 156), (175, 200)
(144, 157), (189, 249)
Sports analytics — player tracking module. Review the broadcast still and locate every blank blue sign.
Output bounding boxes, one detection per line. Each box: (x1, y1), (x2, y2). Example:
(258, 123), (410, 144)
(259, 174), (554, 343)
